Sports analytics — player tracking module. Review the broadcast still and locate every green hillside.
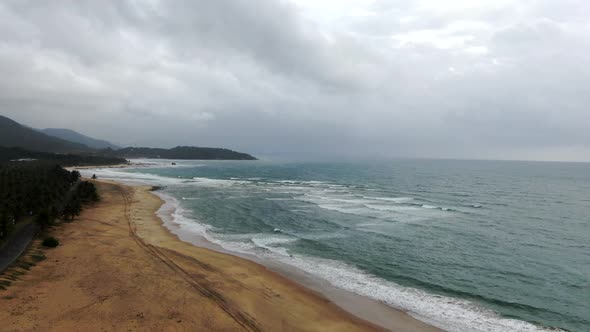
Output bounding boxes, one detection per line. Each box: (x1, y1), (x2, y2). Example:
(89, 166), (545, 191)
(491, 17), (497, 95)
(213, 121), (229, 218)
(41, 128), (120, 150)
(0, 116), (90, 153)
(113, 146), (257, 160)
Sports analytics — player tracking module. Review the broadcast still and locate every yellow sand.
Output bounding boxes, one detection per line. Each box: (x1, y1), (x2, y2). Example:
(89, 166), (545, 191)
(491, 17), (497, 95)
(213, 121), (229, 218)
(0, 181), (440, 331)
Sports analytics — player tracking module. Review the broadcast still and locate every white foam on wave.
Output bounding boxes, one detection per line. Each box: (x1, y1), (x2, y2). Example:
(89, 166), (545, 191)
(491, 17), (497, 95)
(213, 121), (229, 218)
(364, 196), (414, 203)
(299, 232), (349, 241)
(297, 194), (372, 206)
(316, 203), (371, 217)
(158, 196), (563, 332)
(414, 204), (456, 212)
(295, 193), (448, 225)
(267, 255), (562, 332)
(155, 192), (212, 234)
(80, 166), (251, 190)
(276, 180), (327, 184)
(79, 168), (185, 186)
(84, 165), (557, 332)
(155, 191), (302, 258)
(364, 204), (420, 212)
(251, 235), (297, 256)
(153, 180), (558, 332)
(152, 191), (253, 256)
(277, 180), (299, 184)
(289, 209), (313, 213)
(191, 177), (250, 187)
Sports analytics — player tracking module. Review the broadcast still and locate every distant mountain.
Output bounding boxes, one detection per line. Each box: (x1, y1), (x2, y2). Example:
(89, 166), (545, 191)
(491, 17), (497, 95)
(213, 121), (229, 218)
(113, 146), (257, 160)
(41, 128), (120, 150)
(0, 115), (256, 160)
(0, 115), (90, 153)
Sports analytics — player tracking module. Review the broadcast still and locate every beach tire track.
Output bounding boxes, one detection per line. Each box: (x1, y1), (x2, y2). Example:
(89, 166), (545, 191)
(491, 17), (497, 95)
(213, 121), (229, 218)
(116, 186), (262, 332)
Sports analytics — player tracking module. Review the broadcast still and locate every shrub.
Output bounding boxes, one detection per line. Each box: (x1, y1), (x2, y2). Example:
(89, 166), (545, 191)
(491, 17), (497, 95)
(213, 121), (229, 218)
(42, 236), (59, 248)
(31, 254), (46, 262)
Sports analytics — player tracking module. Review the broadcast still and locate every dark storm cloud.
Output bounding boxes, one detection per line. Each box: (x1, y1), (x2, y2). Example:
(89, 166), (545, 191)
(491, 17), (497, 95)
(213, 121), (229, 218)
(1, 0), (589, 161)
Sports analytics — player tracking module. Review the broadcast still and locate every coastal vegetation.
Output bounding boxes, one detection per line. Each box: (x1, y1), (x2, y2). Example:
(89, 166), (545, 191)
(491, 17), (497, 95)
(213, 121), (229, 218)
(0, 162), (99, 242)
(0, 147), (127, 167)
(105, 146), (257, 160)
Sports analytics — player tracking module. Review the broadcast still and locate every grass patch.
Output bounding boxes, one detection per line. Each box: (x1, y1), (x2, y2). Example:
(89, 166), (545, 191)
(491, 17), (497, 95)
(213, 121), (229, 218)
(0, 280), (11, 288)
(31, 254), (46, 262)
(15, 261), (34, 270)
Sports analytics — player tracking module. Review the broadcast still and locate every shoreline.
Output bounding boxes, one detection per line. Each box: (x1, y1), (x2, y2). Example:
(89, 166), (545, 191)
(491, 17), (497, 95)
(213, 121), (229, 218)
(76, 161), (442, 330)
(116, 180), (399, 331)
(78, 162), (443, 331)
(0, 179), (437, 331)
(152, 189), (443, 332)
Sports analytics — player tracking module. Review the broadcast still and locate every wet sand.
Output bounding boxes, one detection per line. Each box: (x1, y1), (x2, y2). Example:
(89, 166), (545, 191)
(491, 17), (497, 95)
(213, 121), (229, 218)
(0, 181), (441, 331)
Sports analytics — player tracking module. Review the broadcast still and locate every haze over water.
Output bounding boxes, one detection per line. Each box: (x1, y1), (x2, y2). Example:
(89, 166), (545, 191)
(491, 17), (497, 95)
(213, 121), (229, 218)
(86, 159), (590, 331)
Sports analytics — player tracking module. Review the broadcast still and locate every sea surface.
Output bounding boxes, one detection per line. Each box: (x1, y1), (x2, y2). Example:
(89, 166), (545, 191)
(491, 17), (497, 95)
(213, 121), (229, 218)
(83, 159), (590, 332)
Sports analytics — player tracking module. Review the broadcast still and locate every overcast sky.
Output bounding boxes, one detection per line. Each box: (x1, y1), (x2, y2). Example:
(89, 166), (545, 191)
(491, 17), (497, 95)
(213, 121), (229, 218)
(1, 0), (589, 161)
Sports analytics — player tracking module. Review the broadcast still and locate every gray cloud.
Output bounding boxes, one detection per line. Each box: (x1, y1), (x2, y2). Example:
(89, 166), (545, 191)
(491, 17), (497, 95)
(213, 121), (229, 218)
(1, 0), (589, 161)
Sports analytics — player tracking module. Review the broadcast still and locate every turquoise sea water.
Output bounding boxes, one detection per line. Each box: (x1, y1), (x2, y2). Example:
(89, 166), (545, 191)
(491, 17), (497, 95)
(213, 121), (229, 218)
(85, 159), (590, 331)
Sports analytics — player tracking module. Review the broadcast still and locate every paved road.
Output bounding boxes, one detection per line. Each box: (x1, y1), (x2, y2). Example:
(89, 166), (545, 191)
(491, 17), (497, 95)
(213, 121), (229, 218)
(0, 180), (78, 272)
(0, 221), (38, 272)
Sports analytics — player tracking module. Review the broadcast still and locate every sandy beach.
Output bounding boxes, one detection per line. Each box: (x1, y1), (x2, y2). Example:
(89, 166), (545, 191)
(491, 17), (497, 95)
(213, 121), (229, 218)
(0, 180), (440, 331)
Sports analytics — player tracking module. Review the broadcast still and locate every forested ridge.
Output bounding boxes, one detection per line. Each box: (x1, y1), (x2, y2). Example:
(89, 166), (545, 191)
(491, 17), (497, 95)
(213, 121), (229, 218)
(0, 147), (127, 166)
(0, 162), (98, 241)
(109, 146), (257, 160)
(41, 128), (120, 150)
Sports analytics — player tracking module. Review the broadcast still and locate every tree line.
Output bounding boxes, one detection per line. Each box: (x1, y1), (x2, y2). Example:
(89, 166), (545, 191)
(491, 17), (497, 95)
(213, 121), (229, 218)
(0, 147), (127, 166)
(0, 161), (99, 240)
(106, 146), (257, 160)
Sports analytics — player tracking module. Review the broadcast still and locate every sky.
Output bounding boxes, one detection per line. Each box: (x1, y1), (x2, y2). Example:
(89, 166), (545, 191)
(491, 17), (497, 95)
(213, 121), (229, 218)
(1, 0), (589, 161)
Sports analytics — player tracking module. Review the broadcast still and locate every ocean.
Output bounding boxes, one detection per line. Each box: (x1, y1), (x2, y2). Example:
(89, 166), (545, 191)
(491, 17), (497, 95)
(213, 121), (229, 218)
(82, 159), (590, 331)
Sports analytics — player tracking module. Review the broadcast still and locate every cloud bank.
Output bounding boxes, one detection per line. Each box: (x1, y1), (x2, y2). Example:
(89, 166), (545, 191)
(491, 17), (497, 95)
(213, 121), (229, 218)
(1, 0), (589, 161)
